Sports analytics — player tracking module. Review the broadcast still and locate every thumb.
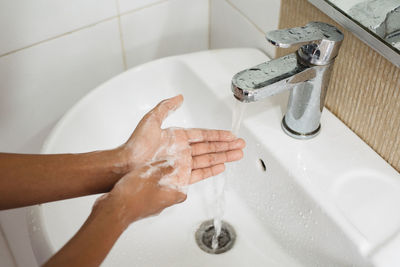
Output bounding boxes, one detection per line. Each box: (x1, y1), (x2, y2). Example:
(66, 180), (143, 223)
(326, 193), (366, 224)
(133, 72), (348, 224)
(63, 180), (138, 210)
(149, 95), (183, 126)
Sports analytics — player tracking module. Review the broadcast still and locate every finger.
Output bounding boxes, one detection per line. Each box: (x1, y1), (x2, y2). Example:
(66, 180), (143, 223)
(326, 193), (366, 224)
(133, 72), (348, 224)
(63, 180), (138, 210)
(192, 149), (244, 169)
(148, 95), (184, 126)
(185, 128), (236, 143)
(191, 138), (246, 156)
(190, 164), (225, 184)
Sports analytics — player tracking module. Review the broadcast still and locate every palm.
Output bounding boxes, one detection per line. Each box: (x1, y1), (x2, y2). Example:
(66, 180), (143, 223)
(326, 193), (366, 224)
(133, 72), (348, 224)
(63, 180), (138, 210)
(124, 95), (245, 186)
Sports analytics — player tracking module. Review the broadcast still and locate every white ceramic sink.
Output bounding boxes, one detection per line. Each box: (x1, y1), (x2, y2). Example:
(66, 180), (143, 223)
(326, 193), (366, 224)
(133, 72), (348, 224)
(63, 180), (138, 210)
(25, 49), (400, 267)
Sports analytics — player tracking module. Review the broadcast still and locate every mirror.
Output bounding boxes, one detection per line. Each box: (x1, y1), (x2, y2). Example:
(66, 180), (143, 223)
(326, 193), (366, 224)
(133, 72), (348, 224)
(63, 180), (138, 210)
(309, 0), (400, 67)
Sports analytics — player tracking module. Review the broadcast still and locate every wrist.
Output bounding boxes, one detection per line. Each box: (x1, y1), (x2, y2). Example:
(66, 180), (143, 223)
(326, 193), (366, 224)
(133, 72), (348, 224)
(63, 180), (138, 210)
(92, 193), (132, 231)
(105, 147), (132, 176)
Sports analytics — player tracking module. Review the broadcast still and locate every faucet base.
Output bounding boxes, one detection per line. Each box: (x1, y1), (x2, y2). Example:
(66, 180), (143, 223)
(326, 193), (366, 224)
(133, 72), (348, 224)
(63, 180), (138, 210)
(281, 116), (321, 140)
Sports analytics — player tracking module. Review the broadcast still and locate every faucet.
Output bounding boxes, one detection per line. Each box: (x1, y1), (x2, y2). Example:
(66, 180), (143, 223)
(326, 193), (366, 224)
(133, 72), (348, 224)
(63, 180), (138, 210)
(232, 22), (344, 139)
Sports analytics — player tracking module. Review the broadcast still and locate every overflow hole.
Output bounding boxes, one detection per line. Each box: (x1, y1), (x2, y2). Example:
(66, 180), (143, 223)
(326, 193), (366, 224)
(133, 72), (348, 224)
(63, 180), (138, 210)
(259, 159), (266, 172)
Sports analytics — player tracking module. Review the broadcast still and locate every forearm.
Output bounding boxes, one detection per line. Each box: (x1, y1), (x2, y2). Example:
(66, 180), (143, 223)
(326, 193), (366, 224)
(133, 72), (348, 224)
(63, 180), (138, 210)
(0, 149), (129, 209)
(43, 194), (128, 267)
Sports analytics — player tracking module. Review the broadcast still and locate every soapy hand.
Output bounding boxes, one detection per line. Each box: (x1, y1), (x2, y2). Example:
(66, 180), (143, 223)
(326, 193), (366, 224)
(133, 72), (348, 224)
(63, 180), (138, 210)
(41, 95), (246, 267)
(120, 95), (246, 187)
(99, 95), (246, 225)
(97, 161), (188, 226)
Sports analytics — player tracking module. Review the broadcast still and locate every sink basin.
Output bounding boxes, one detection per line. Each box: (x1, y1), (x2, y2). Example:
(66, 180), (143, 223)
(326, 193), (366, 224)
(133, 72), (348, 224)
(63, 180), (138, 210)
(26, 49), (400, 267)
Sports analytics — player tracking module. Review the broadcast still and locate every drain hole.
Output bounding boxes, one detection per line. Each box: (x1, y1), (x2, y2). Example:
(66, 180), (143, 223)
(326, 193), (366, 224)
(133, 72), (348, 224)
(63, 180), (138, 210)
(259, 159), (266, 172)
(195, 220), (236, 254)
(202, 226), (231, 249)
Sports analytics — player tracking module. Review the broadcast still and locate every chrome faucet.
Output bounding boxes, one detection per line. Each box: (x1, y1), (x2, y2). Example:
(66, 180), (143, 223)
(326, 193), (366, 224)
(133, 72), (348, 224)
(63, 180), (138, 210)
(232, 22), (344, 139)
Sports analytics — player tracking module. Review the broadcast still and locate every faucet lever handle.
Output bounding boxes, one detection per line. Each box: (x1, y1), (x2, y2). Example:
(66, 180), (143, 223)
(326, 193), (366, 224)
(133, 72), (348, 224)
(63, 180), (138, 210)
(266, 22), (344, 65)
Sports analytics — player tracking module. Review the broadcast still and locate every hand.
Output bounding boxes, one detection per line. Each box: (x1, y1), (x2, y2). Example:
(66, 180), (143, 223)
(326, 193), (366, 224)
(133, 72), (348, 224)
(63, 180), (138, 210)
(96, 161), (188, 226)
(118, 95), (246, 186)
(44, 162), (187, 267)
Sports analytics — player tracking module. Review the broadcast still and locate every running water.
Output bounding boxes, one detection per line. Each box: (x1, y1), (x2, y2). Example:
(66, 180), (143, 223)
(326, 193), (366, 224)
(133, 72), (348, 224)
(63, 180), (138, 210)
(211, 99), (247, 250)
(231, 99), (247, 135)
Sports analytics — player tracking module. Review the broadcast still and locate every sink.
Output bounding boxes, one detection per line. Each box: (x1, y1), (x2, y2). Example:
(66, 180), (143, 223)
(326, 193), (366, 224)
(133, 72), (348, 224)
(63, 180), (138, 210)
(26, 48), (400, 267)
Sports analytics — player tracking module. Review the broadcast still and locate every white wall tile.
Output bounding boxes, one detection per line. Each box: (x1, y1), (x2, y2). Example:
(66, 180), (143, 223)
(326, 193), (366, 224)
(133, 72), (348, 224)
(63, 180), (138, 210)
(227, 0), (281, 33)
(118, 0), (162, 14)
(0, 19), (124, 153)
(120, 0), (209, 68)
(210, 0), (276, 57)
(0, 0), (118, 55)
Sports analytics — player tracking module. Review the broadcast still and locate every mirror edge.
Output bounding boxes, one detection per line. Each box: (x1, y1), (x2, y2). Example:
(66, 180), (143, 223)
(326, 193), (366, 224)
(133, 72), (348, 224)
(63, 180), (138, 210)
(308, 0), (400, 67)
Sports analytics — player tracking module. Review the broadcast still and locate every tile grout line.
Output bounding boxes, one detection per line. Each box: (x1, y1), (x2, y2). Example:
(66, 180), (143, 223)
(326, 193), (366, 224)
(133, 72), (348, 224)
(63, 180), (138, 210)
(0, 15), (118, 59)
(115, 0), (128, 70)
(119, 0), (170, 17)
(224, 0), (266, 35)
(0, 0), (171, 59)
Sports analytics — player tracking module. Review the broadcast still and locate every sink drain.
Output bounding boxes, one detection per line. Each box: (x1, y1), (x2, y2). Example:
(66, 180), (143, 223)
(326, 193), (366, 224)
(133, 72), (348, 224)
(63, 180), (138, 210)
(195, 220), (236, 254)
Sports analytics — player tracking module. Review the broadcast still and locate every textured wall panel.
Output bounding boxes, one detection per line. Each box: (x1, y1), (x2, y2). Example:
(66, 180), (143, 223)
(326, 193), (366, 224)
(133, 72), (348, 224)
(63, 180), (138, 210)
(278, 0), (400, 172)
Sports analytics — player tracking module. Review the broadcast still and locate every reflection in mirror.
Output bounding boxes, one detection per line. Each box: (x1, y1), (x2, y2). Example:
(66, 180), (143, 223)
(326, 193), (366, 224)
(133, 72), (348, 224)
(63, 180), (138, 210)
(328, 0), (400, 50)
(309, 0), (400, 66)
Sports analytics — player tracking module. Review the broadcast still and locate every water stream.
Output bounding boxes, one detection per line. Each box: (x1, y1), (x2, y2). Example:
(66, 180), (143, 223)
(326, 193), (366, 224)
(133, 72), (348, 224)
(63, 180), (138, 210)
(211, 99), (247, 250)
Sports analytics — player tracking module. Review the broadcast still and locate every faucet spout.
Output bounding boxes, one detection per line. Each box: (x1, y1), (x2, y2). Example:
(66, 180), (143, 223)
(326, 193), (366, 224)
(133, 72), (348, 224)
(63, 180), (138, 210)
(231, 52), (331, 139)
(232, 53), (315, 102)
